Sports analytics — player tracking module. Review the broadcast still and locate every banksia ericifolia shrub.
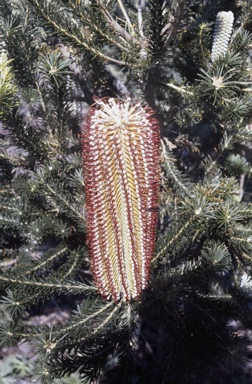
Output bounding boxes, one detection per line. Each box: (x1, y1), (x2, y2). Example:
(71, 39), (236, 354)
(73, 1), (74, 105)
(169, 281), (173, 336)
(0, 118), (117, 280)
(82, 97), (160, 303)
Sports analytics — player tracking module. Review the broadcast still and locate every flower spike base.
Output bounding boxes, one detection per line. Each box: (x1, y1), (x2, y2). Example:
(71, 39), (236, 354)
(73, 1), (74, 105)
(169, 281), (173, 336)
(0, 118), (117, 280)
(82, 97), (160, 303)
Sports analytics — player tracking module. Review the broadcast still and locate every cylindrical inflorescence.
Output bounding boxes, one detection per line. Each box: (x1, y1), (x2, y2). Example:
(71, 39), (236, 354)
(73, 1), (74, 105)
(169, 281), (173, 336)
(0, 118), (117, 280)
(82, 97), (160, 303)
(211, 11), (234, 62)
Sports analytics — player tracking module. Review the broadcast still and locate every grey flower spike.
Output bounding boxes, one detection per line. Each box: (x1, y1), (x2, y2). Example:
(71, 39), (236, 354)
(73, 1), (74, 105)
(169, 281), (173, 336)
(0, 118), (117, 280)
(211, 11), (234, 62)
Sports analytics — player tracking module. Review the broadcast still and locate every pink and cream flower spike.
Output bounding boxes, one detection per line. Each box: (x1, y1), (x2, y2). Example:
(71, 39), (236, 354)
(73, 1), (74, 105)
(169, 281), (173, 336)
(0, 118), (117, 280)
(82, 97), (160, 303)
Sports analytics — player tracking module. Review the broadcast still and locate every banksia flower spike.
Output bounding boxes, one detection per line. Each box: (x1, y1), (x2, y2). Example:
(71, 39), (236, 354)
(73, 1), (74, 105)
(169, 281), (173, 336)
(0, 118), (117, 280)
(211, 11), (234, 62)
(82, 97), (160, 303)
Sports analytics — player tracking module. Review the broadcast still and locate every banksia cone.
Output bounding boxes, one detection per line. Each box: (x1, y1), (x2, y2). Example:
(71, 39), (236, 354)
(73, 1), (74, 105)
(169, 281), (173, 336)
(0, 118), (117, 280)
(211, 11), (234, 62)
(82, 97), (160, 303)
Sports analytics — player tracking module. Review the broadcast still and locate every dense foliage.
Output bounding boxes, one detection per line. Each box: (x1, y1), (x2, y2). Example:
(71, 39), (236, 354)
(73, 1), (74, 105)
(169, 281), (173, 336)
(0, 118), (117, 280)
(1, 1), (252, 383)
